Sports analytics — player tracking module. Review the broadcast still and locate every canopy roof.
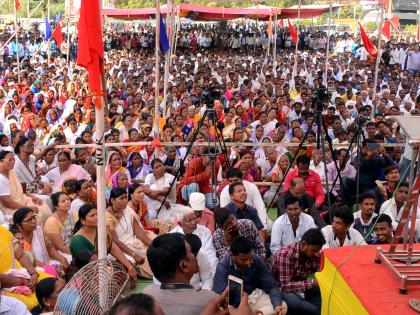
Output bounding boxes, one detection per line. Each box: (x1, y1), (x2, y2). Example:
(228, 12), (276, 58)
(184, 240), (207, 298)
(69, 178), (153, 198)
(102, 3), (343, 21)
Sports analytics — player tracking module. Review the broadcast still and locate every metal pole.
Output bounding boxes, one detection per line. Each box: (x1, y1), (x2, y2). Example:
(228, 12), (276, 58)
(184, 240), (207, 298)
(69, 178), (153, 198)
(47, 0), (50, 66)
(154, 0), (161, 150)
(373, 2), (384, 90)
(324, 0), (332, 86)
(14, 1), (20, 85)
(66, 1), (70, 63)
(273, 5), (278, 62)
(162, 0), (171, 117)
(293, 0), (301, 76)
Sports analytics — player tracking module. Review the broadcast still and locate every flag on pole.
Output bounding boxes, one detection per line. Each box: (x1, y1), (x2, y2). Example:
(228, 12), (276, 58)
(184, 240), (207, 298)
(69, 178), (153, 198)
(45, 18), (51, 40)
(390, 16), (399, 30)
(279, 20), (284, 28)
(159, 16), (170, 54)
(381, 20), (391, 41)
(358, 22), (377, 57)
(58, 12), (62, 23)
(53, 13), (56, 25)
(52, 22), (63, 47)
(15, 0), (20, 10)
(288, 20), (298, 45)
(77, 0), (104, 97)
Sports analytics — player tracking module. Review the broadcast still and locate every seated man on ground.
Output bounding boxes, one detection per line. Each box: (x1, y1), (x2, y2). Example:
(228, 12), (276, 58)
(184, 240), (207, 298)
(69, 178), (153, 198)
(144, 233), (218, 315)
(321, 206), (366, 248)
(170, 206), (218, 273)
(271, 228), (326, 315)
(277, 178), (326, 227)
(352, 192), (378, 244)
(380, 182), (411, 231)
(213, 207), (266, 259)
(189, 192), (215, 233)
(220, 168), (271, 232)
(225, 181), (267, 242)
(372, 214), (394, 244)
(271, 195), (316, 255)
(213, 237), (287, 315)
(283, 155), (325, 209)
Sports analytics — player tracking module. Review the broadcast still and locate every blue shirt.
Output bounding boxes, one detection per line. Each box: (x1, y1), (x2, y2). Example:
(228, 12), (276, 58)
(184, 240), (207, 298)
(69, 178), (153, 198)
(225, 202), (264, 231)
(213, 254), (283, 308)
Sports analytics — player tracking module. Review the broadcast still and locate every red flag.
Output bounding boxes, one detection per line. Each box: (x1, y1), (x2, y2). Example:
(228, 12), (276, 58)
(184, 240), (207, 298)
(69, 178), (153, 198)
(15, 0), (20, 10)
(358, 22), (377, 57)
(288, 20), (298, 45)
(77, 0), (104, 98)
(381, 20), (391, 41)
(279, 20), (284, 28)
(52, 22), (63, 47)
(390, 16), (400, 30)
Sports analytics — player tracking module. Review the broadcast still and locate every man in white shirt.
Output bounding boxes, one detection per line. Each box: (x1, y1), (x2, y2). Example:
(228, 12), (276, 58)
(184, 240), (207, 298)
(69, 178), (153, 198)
(0, 296), (31, 315)
(380, 182), (413, 231)
(270, 195), (316, 255)
(170, 206), (218, 273)
(220, 168), (272, 231)
(322, 206), (366, 248)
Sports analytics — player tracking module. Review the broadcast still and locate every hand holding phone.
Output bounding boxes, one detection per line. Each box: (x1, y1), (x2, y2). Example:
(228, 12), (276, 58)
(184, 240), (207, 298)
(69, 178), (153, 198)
(228, 275), (243, 308)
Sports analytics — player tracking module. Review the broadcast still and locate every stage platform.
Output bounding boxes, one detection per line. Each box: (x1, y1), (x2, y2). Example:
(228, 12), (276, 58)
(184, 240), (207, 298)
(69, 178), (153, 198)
(316, 244), (420, 315)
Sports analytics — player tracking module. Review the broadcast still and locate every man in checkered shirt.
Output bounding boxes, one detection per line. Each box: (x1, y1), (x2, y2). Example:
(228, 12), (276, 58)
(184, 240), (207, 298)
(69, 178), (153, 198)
(270, 228), (325, 315)
(213, 207), (266, 259)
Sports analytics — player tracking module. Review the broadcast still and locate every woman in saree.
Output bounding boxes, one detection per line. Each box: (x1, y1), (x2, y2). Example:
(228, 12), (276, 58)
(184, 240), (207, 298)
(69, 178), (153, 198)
(0, 225), (50, 310)
(10, 207), (69, 270)
(105, 151), (131, 197)
(143, 158), (177, 221)
(106, 188), (153, 278)
(69, 204), (138, 284)
(44, 151), (91, 193)
(126, 152), (150, 184)
(70, 179), (94, 221)
(263, 154), (290, 206)
(0, 150), (51, 226)
(111, 171), (131, 190)
(43, 192), (75, 264)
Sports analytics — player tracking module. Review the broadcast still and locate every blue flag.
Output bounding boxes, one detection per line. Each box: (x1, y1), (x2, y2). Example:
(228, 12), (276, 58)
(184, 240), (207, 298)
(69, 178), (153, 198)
(159, 16), (170, 54)
(45, 17), (51, 40)
(58, 12), (62, 23)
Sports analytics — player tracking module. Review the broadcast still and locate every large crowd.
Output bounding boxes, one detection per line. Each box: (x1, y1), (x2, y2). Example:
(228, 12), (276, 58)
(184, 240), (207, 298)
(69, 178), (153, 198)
(0, 20), (419, 315)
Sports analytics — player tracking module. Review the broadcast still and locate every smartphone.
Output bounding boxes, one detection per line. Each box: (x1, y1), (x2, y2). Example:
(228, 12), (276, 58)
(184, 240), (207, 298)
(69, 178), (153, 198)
(228, 275), (243, 308)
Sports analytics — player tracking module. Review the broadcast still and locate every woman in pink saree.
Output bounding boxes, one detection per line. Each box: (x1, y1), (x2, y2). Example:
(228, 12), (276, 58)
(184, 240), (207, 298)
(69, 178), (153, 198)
(44, 151), (91, 193)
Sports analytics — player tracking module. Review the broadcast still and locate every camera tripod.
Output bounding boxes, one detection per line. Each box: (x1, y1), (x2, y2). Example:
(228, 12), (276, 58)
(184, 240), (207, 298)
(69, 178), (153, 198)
(156, 105), (230, 215)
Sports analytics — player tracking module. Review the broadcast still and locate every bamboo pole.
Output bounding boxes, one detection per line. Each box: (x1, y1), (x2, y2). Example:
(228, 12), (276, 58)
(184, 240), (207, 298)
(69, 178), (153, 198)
(14, 1), (20, 84)
(373, 2), (384, 90)
(292, 0), (301, 77)
(324, 0), (332, 86)
(154, 0), (161, 154)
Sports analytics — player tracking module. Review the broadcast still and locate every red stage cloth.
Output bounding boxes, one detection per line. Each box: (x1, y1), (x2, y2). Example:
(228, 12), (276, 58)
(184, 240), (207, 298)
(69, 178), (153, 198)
(324, 244), (420, 315)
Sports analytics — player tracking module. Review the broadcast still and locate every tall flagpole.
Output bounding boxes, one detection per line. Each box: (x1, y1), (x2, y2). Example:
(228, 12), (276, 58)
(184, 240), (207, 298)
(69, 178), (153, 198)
(273, 5), (278, 62)
(162, 0), (171, 118)
(47, 0), (51, 66)
(373, 2), (384, 90)
(96, 0), (107, 261)
(14, 0), (20, 84)
(66, 1), (70, 63)
(154, 0), (161, 152)
(293, 0), (301, 77)
(324, 0), (332, 86)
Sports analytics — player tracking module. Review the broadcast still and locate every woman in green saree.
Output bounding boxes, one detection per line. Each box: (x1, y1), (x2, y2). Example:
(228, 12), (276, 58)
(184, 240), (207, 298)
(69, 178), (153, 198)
(69, 204), (138, 285)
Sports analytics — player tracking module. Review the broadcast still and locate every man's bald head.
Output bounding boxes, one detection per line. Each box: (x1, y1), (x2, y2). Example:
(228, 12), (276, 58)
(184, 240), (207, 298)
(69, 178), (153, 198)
(290, 178), (306, 198)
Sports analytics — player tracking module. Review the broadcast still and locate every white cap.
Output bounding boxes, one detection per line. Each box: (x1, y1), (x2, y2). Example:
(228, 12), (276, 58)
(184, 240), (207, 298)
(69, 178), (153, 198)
(189, 192), (205, 211)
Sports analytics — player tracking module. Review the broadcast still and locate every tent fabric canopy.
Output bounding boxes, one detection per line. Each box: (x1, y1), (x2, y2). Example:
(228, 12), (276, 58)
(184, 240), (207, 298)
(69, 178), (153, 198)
(102, 3), (343, 21)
